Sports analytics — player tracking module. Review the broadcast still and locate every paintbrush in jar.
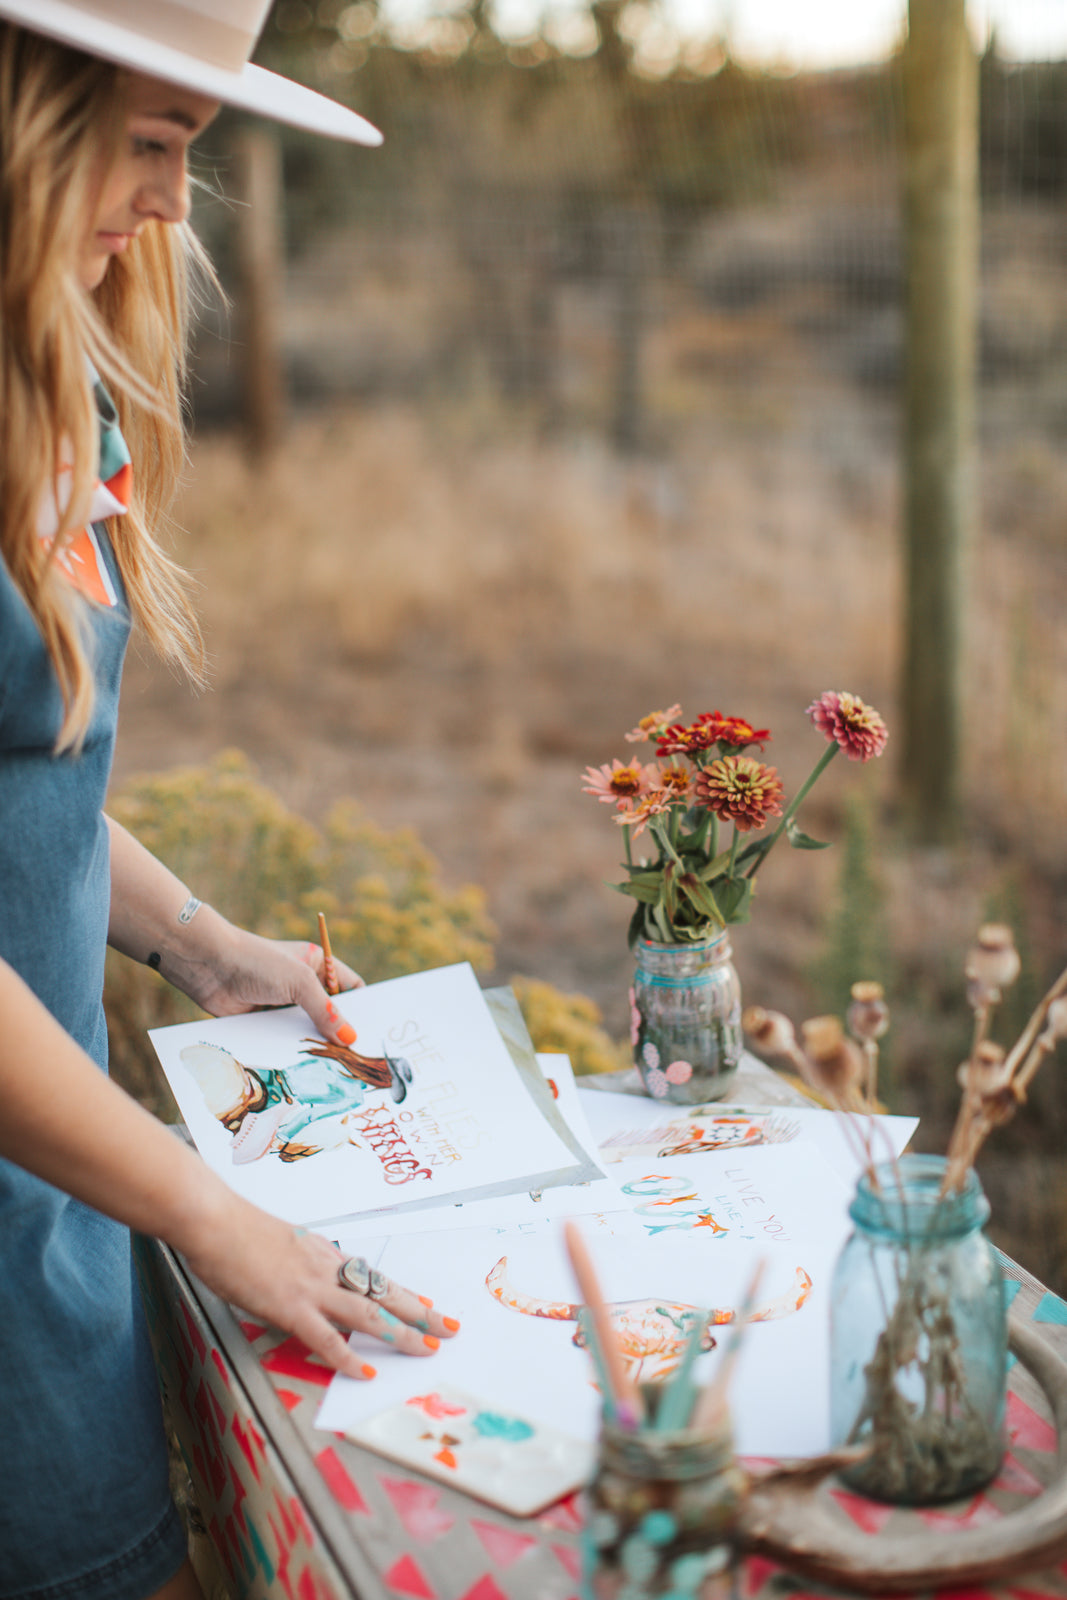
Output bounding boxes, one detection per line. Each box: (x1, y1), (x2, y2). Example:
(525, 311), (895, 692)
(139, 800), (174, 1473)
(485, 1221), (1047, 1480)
(564, 1222), (644, 1431)
(691, 1259), (767, 1434)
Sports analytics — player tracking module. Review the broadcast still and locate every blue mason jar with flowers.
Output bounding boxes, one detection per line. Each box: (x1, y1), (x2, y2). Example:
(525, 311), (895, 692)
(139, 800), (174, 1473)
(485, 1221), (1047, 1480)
(583, 692), (889, 1103)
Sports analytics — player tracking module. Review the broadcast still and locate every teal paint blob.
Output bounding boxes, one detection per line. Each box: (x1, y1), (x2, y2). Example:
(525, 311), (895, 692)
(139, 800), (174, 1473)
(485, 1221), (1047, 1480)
(639, 1509), (677, 1546)
(471, 1410), (535, 1442)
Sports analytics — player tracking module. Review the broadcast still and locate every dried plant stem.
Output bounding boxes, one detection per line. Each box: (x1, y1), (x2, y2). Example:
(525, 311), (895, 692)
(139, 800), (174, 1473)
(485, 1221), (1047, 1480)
(845, 1231), (999, 1504)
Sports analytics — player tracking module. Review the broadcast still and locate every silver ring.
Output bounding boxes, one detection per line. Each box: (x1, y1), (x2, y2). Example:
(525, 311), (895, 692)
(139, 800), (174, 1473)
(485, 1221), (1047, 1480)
(367, 1268), (389, 1301)
(338, 1256), (371, 1294)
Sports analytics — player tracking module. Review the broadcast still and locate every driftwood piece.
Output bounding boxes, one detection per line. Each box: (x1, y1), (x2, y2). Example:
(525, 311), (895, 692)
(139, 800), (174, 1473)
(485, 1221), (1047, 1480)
(737, 1309), (1067, 1592)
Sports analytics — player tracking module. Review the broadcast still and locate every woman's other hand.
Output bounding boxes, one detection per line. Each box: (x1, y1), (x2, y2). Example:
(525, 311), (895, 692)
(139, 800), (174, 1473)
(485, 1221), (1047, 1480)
(181, 1191), (459, 1380)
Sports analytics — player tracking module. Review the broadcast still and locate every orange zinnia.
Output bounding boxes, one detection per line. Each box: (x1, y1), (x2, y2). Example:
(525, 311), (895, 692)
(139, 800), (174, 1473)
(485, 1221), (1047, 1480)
(695, 756), (785, 832)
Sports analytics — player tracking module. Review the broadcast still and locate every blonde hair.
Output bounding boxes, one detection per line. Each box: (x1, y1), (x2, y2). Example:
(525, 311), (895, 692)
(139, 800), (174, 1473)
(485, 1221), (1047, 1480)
(0, 23), (205, 750)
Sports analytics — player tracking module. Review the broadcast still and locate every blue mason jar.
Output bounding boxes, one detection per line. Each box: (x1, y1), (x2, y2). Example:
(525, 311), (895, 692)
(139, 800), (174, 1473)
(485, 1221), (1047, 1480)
(830, 1154), (1007, 1504)
(630, 932), (742, 1105)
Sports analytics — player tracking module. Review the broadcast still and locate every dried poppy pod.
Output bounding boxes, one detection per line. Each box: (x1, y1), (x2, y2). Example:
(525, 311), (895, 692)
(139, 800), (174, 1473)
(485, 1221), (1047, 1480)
(800, 1015), (866, 1107)
(965, 924), (1021, 1003)
(956, 1040), (1008, 1096)
(743, 1005), (798, 1057)
(1041, 997), (1067, 1050)
(847, 981), (889, 1044)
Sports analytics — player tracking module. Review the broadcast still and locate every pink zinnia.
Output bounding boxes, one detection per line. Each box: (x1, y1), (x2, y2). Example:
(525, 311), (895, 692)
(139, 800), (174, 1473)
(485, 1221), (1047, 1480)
(625, 704), (683, 744)
(581, 758), (656, 807)
(614, 788), (673, 838)
(807, 691), (888, 762)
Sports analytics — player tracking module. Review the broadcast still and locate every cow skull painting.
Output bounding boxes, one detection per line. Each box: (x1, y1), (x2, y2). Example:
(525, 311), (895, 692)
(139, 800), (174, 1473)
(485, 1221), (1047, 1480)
(486, 1257), (813, 1386)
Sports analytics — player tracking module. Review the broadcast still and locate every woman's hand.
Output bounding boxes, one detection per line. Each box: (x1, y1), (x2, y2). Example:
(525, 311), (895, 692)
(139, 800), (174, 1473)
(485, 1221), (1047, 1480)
(0, 959), (455, 1378)
(169, 921), (364, 1044)
(180, 1188), (459, 1380)
(105, 817), (363, 1046)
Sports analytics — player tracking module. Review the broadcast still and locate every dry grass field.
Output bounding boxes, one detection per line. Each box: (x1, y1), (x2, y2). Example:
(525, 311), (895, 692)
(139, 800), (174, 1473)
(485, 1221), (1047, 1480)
(112, 191), (1067, 1287)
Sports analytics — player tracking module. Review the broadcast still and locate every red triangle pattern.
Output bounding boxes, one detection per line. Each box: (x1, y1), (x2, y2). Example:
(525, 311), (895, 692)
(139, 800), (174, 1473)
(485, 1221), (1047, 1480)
(458, 1578), (508, 1600)
(992, 1452), (1045, 1498)
(1006, 1391), (1057, 1454)
(552, 1544), (582, 1581)
(743, 1555), (786, 1595)
(917, 1497), (1002, 1533)
(383, 1554), (437, 1599)
(314, 1446), (371, 1515)
(380, 1476), (456, 1542)
(468, 1519), (537, 1568)
(829, 1489), (894, 1535)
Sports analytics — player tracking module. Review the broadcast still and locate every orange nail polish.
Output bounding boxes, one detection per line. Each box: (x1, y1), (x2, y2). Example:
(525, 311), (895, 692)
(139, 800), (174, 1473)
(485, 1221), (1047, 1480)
(443, 1317), (460, 1332)
(423, 1334), (440, 1351)
(337, 1022), (356, 1046)
(418, 1296), (434, 1308)
(361, 1364), (377, 1379)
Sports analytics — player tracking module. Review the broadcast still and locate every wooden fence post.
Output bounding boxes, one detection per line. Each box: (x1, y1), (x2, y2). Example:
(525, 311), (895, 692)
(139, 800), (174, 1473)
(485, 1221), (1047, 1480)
(900, 0), (979, 834)
(233, 129), (285, 460)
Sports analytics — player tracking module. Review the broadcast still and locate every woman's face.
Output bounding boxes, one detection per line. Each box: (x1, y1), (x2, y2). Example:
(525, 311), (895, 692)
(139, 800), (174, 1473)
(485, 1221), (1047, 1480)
(80, 71), (220, 291)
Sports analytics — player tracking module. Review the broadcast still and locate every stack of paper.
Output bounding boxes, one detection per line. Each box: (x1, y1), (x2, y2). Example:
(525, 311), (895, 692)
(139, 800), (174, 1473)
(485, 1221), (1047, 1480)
(150, 961), (918, 1505)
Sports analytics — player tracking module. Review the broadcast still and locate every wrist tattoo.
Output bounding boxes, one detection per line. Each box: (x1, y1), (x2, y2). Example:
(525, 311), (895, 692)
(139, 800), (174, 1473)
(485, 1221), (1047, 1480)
(177, 895), (202, 925)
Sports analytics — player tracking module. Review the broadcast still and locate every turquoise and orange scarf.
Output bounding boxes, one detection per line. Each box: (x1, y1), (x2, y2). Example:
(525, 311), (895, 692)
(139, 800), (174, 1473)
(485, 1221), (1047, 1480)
(36, 373), (131, 607)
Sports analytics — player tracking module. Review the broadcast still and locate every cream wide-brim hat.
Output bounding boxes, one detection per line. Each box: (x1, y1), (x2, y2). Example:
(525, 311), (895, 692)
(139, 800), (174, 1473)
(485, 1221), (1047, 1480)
(0, 0), (382, 144)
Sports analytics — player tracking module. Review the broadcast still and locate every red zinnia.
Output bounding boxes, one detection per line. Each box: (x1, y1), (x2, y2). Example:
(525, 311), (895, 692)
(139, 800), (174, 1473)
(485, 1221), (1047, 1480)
(695, 711), (771, 750)
(695, 757), (785, 833)
(806, 691), (888, 762)
(657, 711), (769, 757)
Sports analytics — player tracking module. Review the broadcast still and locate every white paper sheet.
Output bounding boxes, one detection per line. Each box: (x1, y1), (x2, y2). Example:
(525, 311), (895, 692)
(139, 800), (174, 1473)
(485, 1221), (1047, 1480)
(577, 1087), (917, 1188)
(317, 1140), (856, 1459)
(149, 964), (583, 1227)
(326, 1055), (627, 1247)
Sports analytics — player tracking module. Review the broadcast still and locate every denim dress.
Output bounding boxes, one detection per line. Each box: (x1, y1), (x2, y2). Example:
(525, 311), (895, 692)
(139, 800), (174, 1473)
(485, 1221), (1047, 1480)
(0, 507), (187, 1595)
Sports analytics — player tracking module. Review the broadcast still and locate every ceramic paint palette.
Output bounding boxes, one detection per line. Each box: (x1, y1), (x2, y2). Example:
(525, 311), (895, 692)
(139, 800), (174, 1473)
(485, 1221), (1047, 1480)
(345, 1384), (593, 1516)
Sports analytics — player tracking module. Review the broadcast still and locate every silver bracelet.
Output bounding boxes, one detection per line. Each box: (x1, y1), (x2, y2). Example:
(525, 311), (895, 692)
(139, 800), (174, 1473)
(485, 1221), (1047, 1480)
(177, 894), (203, 926)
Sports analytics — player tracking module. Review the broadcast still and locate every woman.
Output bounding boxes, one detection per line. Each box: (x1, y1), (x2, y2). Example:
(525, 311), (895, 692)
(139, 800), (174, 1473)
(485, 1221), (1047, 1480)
(0, 5), (457, 1598)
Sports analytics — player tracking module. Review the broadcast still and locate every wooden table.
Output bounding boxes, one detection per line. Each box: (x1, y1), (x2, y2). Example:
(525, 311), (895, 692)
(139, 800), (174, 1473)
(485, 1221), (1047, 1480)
(137, 1062), (1067, 1600)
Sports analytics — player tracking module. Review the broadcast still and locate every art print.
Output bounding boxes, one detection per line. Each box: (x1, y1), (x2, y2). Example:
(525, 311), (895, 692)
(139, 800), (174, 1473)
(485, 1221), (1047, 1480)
(150, 963), (588, 1227)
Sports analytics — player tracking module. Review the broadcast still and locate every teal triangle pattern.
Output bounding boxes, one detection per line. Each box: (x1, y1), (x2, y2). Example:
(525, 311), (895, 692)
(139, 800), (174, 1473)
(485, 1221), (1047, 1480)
(1033, 1292), (1067, 1326)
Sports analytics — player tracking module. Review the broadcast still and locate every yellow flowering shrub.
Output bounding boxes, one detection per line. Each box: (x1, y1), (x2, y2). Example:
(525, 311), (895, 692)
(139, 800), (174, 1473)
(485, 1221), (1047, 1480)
(508, 975), (629, 1077)
(105, 751), (624, 1114)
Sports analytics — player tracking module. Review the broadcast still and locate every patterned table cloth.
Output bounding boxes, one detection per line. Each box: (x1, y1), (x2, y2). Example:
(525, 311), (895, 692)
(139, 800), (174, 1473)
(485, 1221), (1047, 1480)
(136, 1065), (1067, 1600)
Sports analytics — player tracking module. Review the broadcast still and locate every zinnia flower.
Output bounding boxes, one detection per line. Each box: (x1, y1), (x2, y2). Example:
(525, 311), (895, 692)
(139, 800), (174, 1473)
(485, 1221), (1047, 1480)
(581, 758), (655, 807)
(656, 711), (769, 757)
(695, 756), (785, 832)
(655, 762), (695, 800)
(694, 711), (771, 750)
(806, 691), (888, 762)
(625, 704), (683, 744)
(614, 787), (673, 837)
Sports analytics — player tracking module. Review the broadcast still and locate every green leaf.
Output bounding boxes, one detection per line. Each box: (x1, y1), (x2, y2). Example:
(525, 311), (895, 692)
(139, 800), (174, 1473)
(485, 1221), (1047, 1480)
(715, 876), (753, 923)
(627, 900), (648, 949)
(695, 847), (734, 882)
(678, 873), (725, 924)
(785, 819), (832, 851)
(611, 880), (662, 904)
(651, 901), (674, 942)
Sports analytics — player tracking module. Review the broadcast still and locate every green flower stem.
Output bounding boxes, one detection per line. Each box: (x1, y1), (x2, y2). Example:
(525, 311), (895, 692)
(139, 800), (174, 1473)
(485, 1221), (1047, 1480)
(623, 825), (634, 870)
(746, 743), (840, 880)
(727, 826), (740, 877)
(710, 814), (718, 861)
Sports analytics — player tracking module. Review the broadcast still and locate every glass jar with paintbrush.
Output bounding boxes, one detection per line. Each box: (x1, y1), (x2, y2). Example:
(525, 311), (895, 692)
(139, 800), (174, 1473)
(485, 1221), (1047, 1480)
(566, 1224), (760, 1599)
